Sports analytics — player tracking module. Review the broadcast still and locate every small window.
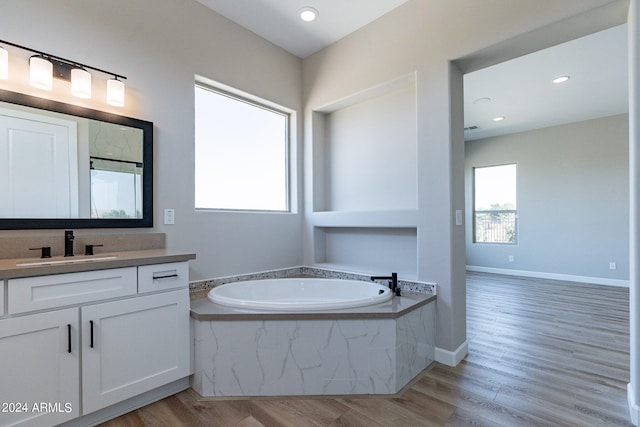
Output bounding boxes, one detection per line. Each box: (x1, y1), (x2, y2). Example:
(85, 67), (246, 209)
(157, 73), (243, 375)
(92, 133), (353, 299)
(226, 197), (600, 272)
(90, 159), (143, 219)
(473, 164), (517, 244)
(194, 84), (289, 211)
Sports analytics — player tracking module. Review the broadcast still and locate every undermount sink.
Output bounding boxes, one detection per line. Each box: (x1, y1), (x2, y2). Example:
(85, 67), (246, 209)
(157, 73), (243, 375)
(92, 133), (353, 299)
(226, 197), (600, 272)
(16, 256), (118, 267)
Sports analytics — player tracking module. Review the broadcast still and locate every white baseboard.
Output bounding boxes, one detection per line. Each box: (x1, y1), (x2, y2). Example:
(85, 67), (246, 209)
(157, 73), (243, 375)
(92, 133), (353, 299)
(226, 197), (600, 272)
(435, 340), (468, 367)
(467, 265), (629, 288)
(629, 383), (640, 426)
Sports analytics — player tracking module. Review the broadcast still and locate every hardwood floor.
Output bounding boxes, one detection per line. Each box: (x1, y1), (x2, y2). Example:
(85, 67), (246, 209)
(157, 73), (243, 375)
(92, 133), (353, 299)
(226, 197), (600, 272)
(99, 272), (633, 426)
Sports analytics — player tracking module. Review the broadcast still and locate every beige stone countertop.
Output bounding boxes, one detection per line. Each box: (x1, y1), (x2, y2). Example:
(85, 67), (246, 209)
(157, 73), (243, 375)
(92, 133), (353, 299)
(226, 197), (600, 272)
(190, 290), (436, 321)
(0, 250), (196, 280)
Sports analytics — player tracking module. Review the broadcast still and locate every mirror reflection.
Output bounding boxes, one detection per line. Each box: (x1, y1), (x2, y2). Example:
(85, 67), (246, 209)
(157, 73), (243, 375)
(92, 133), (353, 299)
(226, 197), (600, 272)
(88, 121), (143, 219)
(0, 89), (153, 229)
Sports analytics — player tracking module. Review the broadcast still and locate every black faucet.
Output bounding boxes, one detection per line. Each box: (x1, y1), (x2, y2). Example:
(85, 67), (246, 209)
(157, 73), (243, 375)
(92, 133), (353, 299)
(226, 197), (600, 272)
(371, 272), (401, 296)
(84, 244), (104, 256)
(64, 230), (74, 257)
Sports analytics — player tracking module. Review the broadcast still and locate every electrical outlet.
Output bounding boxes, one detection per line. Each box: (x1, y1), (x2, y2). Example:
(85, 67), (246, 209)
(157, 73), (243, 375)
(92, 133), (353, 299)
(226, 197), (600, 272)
(508, 255), (514, 262)
(164, 208), (175, 225)
(609, 262), (617, 270)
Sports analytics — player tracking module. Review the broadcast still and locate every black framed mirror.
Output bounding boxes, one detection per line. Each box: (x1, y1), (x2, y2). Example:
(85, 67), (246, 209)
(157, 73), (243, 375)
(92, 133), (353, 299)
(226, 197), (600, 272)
(0, 89), (153, 229)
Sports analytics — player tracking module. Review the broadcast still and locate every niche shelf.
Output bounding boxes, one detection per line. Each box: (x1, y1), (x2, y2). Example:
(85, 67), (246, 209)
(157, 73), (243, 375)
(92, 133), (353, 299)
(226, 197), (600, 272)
(311, 209), (419, 228)
(313, 226), (418, 279)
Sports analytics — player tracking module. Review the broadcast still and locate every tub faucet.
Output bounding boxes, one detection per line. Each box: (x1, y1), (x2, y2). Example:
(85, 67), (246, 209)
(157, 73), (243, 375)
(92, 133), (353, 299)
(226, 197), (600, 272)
(371, 272), (400, 296)
(64, 230), (74, 257)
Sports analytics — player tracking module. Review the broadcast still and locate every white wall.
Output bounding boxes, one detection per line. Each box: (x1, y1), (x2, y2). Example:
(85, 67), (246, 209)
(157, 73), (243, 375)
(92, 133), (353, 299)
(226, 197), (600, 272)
(466, 115), (629, 285)
(323, 82), (417, 212)
(0, 0), (304, 280)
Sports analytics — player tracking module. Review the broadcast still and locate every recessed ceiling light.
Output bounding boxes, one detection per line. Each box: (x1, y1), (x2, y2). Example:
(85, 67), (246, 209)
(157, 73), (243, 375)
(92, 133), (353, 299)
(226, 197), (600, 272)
(552, 75), (570, 84)
(492, 116), (505, 122)
(299, 7), (318, 22)
(473, 97), (491, 105)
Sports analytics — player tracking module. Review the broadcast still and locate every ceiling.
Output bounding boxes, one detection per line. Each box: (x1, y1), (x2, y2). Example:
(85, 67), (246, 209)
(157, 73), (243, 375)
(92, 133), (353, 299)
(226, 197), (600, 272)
(464, 24), (628, 141)
(197, 1), (628, 142)
(195, 0), (410, 58)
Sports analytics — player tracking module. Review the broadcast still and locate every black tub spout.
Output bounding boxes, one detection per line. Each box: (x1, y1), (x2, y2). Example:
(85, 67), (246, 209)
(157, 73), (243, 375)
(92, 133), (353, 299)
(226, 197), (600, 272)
(371, 272), (400, 296)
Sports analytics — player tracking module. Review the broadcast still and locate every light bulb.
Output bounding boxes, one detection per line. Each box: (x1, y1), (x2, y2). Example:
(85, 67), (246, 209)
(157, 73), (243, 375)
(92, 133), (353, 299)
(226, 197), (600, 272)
(299, 7), (318, 22)
(71, 68), (92, 98)
(106, 78), (125, 107)
(29, 56), (53, 90)
(0, 46), (8, 80)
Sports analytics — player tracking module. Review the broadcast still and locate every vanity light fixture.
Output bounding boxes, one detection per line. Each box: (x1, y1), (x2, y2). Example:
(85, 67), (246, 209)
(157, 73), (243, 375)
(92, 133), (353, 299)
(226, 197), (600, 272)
(0, 39), (127, 106)
(299, 6), (319, 22)
(0, 46), (8, 79)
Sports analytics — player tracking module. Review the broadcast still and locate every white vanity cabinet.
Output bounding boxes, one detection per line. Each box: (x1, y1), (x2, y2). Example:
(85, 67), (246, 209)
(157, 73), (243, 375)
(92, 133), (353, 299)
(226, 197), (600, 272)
(81, 289), (190, 414)
(0, 260), (190, 427)
(0, 308), (80, 427)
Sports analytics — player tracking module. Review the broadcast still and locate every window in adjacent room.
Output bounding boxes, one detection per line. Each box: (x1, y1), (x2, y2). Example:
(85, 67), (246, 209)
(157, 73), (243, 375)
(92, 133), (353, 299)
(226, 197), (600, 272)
(194, 83), (289, 211)
(473, 163), (517, 244)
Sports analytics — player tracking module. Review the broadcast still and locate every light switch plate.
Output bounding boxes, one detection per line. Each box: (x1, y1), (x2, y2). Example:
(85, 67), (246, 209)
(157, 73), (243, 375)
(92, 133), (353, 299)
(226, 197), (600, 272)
(164, 209), (175, 225)
(455, 209), (463, 226)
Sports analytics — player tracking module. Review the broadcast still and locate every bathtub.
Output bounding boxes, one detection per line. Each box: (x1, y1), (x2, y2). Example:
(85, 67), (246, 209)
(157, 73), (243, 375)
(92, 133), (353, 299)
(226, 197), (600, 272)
(191, 277), (436, 397)
(207, 277), (392, 311)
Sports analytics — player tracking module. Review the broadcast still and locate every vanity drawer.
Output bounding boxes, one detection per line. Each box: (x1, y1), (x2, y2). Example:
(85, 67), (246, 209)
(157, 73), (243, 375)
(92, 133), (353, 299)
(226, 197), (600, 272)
(138, 262), (189, 294)
(8, 267), (137, 314)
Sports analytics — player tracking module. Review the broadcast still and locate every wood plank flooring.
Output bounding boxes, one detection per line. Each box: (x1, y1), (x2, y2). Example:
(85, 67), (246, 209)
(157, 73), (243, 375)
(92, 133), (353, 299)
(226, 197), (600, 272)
(99, 272), (633, 426)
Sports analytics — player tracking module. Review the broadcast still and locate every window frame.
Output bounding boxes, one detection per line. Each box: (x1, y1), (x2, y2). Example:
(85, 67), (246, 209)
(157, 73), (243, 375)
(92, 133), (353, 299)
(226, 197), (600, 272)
(194, 81), (292, 213)
(472, 163), (518, 245)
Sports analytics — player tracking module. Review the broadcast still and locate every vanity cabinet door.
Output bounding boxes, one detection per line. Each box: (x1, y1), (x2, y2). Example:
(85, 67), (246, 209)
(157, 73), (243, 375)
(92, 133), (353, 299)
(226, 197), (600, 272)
(81, 289), (190, 415)
(0, 308), (80, 427)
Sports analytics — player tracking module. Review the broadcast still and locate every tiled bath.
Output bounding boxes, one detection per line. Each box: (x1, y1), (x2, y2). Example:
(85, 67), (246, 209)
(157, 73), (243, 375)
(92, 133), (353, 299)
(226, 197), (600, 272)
(190, 271), (436, 397)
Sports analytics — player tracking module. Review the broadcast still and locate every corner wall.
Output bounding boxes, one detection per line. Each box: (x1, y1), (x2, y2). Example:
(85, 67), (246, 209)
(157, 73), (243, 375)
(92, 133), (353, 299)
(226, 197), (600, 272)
(302, 0), (627, 362)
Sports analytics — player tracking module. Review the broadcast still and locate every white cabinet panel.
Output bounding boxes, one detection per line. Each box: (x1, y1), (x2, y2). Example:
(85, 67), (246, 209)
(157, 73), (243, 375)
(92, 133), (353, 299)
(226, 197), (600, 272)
(81, 290), (190, 414)
(8, 267), (137, 314)
(0, 280), (4, 317)
(137, 262), (188, 294)
(0, 308), (79, 427)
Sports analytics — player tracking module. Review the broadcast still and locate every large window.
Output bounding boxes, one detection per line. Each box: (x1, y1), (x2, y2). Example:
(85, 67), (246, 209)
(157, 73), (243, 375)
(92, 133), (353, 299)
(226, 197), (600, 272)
(473, 163), (517, 244)
(195, 84), (289, 211)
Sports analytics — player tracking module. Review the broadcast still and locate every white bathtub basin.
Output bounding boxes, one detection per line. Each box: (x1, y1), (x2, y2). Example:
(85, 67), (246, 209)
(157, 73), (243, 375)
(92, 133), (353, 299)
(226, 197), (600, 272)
(208, 278), (393, 311)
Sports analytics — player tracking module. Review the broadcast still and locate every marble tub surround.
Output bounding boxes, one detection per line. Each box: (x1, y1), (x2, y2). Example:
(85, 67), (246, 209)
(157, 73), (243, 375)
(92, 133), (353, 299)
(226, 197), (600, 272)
(189, 265), (436, 295)
(0, 232), (166, 260)
(191, 300), (435, 397)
